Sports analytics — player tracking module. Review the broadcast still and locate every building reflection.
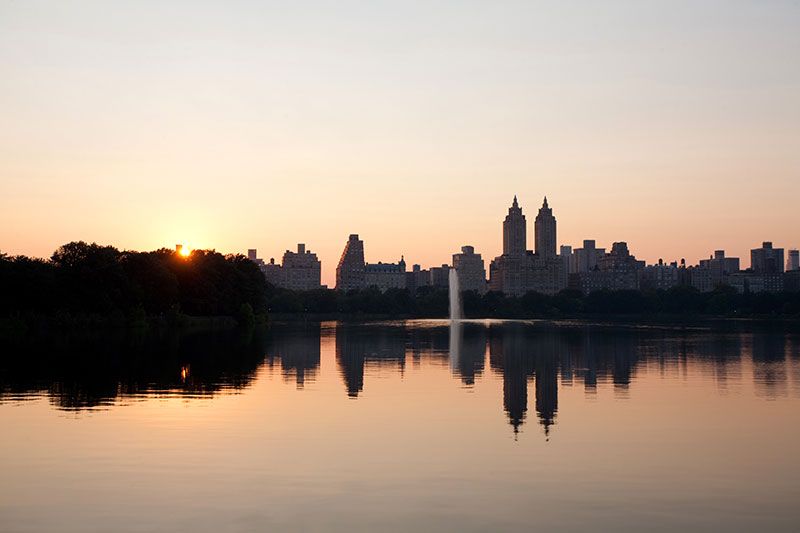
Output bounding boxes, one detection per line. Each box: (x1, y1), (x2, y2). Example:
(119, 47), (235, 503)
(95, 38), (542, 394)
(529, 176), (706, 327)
(1, 321), (797, 433)
(448, 323), (487, 386)
(489, 324), (559, 436)
(266, 323), (321, 389)
(335, 323), (406, 398)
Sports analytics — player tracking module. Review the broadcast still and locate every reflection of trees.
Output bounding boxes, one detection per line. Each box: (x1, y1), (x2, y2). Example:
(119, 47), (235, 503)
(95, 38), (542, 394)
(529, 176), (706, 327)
(0, 328), (267, 410)
(3, 320), (794, 435)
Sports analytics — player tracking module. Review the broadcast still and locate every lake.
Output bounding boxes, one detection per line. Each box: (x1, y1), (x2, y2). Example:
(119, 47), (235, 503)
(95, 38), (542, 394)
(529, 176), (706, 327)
(1, 319), (799, 532)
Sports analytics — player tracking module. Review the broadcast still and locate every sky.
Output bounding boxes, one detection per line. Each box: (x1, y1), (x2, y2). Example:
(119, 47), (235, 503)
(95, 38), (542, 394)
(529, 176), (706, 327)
(1, 0), (798, 286)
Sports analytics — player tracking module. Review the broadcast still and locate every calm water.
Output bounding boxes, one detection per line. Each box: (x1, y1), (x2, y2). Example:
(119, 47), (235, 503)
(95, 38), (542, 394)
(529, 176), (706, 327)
(1, 320), (799, 532)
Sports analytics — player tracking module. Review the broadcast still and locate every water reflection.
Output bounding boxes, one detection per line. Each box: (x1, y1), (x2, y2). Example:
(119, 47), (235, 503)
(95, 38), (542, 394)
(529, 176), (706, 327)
(488, 325), (559, 436)
(266, 322), (321, 389)
(0, 328), (268, 409)
(335, 323), (406, 398)
(1, 321), (799, 436)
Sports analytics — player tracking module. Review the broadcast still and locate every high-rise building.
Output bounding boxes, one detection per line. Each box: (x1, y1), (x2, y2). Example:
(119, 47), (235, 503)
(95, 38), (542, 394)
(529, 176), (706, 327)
(336, 234), (366, 291)
(262, 243), (322, 291)
(787, 249), (799, 271)
(490, 196), (567, 296)
(751, 242), (784, 274)
(572, 240), (606, 273)
(688, 250), (740, 291)
(282, 244), (322, 291)
(452, 245), (487, 294)
(503, 196), (526, 256)
(534, 197), (557, 258)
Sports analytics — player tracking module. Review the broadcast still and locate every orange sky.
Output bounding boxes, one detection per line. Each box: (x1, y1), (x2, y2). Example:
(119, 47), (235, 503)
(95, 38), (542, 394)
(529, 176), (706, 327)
(1, 1), (798, 286)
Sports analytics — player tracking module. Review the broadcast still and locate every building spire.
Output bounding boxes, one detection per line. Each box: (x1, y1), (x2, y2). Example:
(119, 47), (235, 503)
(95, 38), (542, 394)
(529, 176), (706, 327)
(543, 196), (548, 208)
(512, 195), (518, 208)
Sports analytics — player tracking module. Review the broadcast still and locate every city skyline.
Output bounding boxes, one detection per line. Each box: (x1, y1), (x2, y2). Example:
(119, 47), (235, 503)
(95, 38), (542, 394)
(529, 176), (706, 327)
(4, 191), (797, 289)
(250, 194), (797, 294)
(2, 2), (800, 288)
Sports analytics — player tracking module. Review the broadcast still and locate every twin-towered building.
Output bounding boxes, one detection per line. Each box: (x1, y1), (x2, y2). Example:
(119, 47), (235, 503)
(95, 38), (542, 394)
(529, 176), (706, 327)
(489, 196), (566, 296)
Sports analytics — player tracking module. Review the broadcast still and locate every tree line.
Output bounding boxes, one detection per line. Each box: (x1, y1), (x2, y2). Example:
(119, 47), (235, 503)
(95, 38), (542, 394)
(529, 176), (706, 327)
(267, 285), (800, 318)
(1, 242), (267, 326)
(2, 242), (800, 327)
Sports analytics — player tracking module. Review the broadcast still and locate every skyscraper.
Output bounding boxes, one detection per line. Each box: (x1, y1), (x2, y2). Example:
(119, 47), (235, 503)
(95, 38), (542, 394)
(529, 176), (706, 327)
(262, 243), (322, 291)
(336, 234), (366, 291)
(535, 197), (557, 258)
(503, 196), (526, 256)
(751, 242), (784, 274)
(490, 195), (567, 296)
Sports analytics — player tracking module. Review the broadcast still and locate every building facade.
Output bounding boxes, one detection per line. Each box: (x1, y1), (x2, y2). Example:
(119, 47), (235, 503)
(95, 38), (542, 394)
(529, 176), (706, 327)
(787, 250), (799, 272)
(571, 240), (606, 274)
(430, 265), (451, 288)
(785, 270), (800, 291)
(365, 258), (407, 291)
(452, 245), (487, 294)
(406, 264), (432, 293)
(569, 242), (644, 293)
(639, 260), (680, 291)
(727, 272), (784, 293)
(261, 243), (322, 291)
(751, 242), (784, 274)
(688, 250), (740, 292)
(336, 234), (366, 291)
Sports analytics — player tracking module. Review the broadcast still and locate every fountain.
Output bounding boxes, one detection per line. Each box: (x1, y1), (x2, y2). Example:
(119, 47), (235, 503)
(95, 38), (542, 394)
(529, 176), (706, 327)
(449, 267), (463, 371)
(449, 268), (462, 322)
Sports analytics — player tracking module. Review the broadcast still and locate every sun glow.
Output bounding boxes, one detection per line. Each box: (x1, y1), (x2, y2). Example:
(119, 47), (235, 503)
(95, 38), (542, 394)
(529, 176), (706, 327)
(176, 244), (192, 258)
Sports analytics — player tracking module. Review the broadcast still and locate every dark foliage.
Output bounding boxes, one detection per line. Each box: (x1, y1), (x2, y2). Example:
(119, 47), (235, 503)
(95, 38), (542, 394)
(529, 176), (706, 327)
(0, 242), (267, 321)
(3, 244), (799, 323)
(264, 284), (800, 319)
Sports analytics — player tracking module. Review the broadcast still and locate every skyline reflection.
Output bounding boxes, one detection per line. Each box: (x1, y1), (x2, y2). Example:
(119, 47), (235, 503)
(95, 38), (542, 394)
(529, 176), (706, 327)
(1, 321), (799, 437)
